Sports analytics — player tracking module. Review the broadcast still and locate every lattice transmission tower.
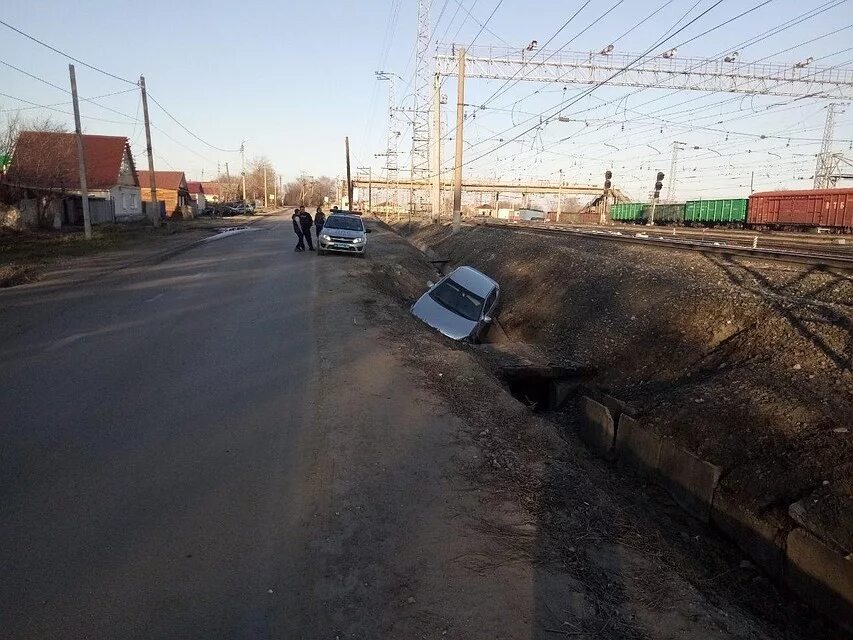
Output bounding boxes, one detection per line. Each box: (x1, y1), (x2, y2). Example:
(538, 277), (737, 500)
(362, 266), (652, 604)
(814, 102), (847, 189)
(411, 0), (432, 187)
(375, 71), (402, 206)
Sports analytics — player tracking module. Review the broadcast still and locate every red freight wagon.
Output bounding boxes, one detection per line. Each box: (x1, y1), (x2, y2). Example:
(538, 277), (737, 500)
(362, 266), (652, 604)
(748, 188), (853, 230)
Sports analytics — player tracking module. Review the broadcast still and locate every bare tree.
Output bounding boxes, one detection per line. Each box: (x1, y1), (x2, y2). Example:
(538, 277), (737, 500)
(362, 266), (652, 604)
(281, 175), (337, 207)
(0, 114), (71, 227)
(244, 156), (277, 203)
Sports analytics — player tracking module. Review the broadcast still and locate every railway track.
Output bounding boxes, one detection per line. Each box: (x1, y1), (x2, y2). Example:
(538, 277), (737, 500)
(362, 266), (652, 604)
(565, 221), (852, 252)
(474, 220), (853, 271)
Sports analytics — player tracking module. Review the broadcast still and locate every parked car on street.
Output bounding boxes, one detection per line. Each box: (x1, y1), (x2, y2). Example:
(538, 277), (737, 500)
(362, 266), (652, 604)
(411, 266), (500, 342)
(318, 213), (370, 257)
(228, 201), (254, 215)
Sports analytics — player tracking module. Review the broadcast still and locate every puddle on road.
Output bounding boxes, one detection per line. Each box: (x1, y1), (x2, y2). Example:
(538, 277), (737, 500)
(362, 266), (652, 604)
(202, 226), (260, 242)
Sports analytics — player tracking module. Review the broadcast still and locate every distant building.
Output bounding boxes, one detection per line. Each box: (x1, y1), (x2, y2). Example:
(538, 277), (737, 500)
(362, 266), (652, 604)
(199, 181), (239, 203)
(517, 208), (546, 221)
(186, 181), (206, 213)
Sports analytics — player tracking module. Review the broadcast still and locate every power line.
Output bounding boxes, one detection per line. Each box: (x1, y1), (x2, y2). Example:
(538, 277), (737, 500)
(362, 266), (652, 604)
(0, 24), (240, 157)
(0, 87), (137, 114)
(146, 92), (240, 153)
(0, 91), (136, 125)
(0, 19), (136, 85)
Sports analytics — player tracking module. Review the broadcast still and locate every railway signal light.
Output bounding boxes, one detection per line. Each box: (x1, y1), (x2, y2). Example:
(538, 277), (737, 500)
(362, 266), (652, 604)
(654, 171), (665, 199)
(604, 170), (612, 190)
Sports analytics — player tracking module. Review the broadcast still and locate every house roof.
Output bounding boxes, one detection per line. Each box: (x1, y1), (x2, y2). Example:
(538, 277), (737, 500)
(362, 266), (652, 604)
(136, 170), (186, 191)
(186, 181), (204, 195)
(4, 131), (133, 191)
(199, 181), (232, 195)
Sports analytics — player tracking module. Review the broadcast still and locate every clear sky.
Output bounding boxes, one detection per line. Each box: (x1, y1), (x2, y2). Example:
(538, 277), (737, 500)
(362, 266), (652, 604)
(2, 0), (852, 202)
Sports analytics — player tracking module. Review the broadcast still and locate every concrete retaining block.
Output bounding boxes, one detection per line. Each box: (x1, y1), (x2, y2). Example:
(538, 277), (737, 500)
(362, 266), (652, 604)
(614, 415), (661, 478)
(785, 527), (853, 632)
(711, 491), (786, 579)
(657, 440), (721, 522)
(578, 396), (616, 458)
(599, 393), (627, 422)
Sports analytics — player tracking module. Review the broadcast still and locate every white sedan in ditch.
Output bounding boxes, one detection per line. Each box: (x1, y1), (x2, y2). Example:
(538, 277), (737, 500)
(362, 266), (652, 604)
(410, 266), (500, 342)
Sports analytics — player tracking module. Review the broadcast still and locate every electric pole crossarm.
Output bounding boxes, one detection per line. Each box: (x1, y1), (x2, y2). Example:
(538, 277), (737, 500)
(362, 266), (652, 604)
(434, 47), (853, 99)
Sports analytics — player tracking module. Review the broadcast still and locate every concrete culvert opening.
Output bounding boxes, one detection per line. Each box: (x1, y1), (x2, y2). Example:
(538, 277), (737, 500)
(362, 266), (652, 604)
(500, 364), (593, 413)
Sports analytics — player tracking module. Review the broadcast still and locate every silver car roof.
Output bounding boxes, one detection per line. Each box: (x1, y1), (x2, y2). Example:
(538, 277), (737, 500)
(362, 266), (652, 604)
(447, 266), (497, 298)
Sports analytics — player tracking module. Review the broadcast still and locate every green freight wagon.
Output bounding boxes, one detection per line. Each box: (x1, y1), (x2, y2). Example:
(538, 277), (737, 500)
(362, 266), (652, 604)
(610, 202), (645, 223)
(644, 202), (685, 224)
(684, 198), (748, 225)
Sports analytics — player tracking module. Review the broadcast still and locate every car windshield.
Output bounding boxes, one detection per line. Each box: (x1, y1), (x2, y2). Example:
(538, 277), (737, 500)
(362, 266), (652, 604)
(429, 278), (485, 322)
(324, 216), (363, 231)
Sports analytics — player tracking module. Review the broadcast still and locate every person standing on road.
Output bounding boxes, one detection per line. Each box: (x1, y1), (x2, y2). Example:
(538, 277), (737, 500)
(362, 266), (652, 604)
(298, 206), (315, 251)
(314, 206), (326, 239)
(291, 208), (305, 251)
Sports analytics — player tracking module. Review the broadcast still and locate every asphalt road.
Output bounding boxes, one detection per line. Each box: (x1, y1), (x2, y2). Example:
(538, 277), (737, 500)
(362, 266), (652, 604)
(0, 217), (324, 638)
(0, 214), (820, 639)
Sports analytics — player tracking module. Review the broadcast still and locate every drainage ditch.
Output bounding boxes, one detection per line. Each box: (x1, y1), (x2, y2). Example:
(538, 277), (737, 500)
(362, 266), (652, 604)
(500, 364), (593, 413)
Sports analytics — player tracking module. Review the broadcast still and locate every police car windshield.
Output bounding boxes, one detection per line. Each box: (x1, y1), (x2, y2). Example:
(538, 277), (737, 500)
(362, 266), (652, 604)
(324, 215), (363, 231)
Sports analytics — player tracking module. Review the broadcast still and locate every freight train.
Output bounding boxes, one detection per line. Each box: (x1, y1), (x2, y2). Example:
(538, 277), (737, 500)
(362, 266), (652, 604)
(609, 188), (853, 232)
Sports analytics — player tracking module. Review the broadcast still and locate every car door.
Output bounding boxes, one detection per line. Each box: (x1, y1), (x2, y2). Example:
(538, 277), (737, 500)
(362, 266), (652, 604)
(476, 287), (498, 342)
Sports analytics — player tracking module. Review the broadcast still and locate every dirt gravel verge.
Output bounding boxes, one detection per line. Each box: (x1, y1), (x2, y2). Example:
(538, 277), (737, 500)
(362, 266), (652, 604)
(397, 220), (852, 564)
(357, 217), (837, 638)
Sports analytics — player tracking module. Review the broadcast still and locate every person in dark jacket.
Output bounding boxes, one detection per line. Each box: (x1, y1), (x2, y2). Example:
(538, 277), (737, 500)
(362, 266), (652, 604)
(298, 206), (315, 251)
(314, 207), (326, 239)
(291, 209), (305, 251)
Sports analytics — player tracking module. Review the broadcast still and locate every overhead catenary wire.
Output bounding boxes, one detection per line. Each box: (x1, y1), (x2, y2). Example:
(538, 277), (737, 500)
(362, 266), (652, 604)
(447, 0), (853, 178)
(480, 0), (849, 152)
(435, 0), (735, 175)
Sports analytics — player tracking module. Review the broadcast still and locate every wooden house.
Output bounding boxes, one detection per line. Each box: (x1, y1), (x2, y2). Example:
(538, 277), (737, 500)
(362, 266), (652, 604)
(136, 170), (191, 218)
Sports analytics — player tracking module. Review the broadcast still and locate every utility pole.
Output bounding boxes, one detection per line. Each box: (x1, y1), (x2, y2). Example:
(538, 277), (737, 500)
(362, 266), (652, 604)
(556, 169), (563, 222)
(750, 170), (755, 193)
(452, 47), (466, 234)
(431, 72), (442, 223)
(139, 75), (160, 227)
(345, 137), (353, 211)
(69, 64), (92, 239)
(273, 173), (278, 208)
(279, 175), (283, 206)
(240, 142), (246, 202)
(263, 166), (268, 209)
(666, 141), (685, 201)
